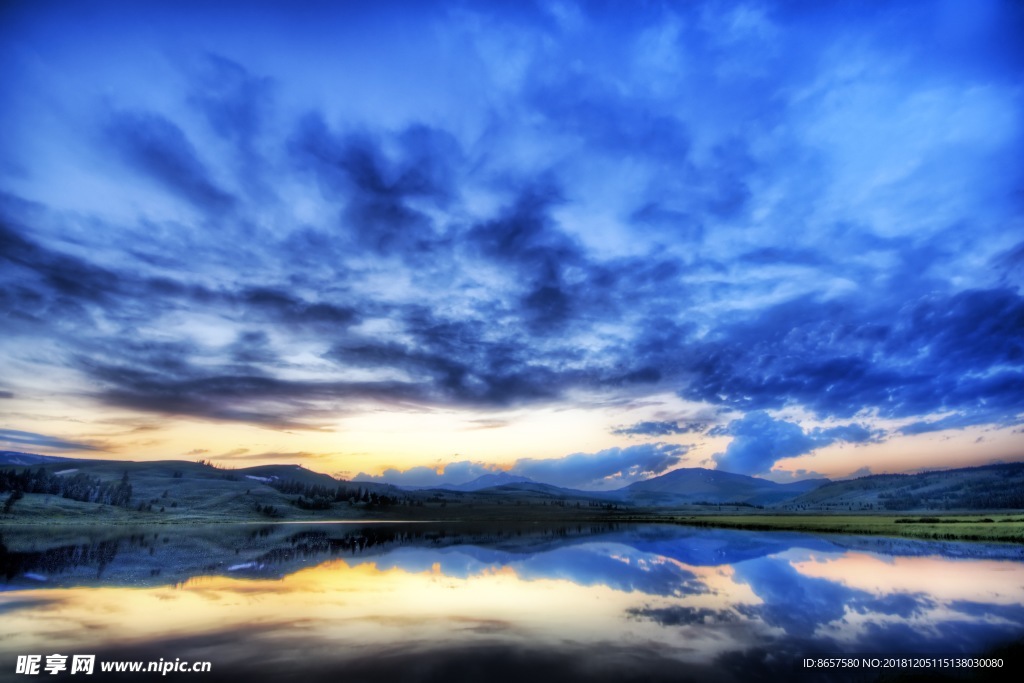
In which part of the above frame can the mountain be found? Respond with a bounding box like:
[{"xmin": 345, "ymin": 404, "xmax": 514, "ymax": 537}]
[
  {"xmin": 236, "ymin": 463, "xmax": 348, "ymax": 489},
  {"xmin": 391, "ymin": 472, "xmax": 537, "ymax": 492},
  {"xmin": 476, "ymin": 481, "xmax": 614, "ymax": 499},
  {"xmin": 437, "ymin": 472, "xmax": 536, "ymax": 492},
  {"xmin": 616, "ymin": 467, "xmax": 830, "ymax": 506}
]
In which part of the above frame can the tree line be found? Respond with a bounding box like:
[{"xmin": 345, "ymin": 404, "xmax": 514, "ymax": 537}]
[
  {"xmin": 269, "ymin": 479, "xmax": 406, "ymax": 510},
  {"xmin": 0, "ymin": 468, "xmax": 133, "ymax": 511}
]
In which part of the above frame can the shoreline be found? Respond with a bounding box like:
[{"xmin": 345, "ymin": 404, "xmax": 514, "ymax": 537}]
[{"xmin": 4, "ymin": 511, "xmax": 1023, "ymax": 544}]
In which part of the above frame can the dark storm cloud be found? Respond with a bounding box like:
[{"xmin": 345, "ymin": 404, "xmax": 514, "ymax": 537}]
[
  {"xmin": 80, "ymin": 358, "xmax": 423, "ymax": 428},
  {"xmin": 465, "ymin": 183, "xmax": 585, "ymax": 330},
  {"xmin": 105, "ymin": 110, "xmax": 235, "ymax": 211},
  {"xmin": 236, "ymin": 286, "xmax": 358, "ymax": 328},
  {"xmin": 227, "ymin": 330, "xmax": 277, "ymax": 365},
  {"xmin": 680, "ymin": 287, "xmax": 1024, "ymax": 428},
  {"xmin": 24, "ymin": 170, "xmax": 989, "ymax": 433},
  {"xmin": 290, "ymin": 114, "xmax": 458, "ymax": 255},
  {"xmin": 0, "ymin": 219, "xmax": 111, "ymax": 302},
  {"xmin": 627, "ymin": 605, "xmax": 737, "ymax": 627},
  {"xmin": 68, "ymin": 290, "xmax": 604, "ymax": 426},
  {"xmin": 612, "ymin": 421, "xmax": 705, "ymax": 437},
  {"xmin": 324, "ymin": 315, "xmax": 569, "ymax": 407},
  {"xmin": 1, "ymin": 220, "xmax": 355, "ymax": 338},
  {"xmin": 0, "ymin": 219, "xmax": 125, "ymax": 331},
  {"xmin": 812, "ymin": 424, "xmax": 881, "ymax": 444},
  {"xmin": 0, "ymin": 428, "xmax": 101, "ymax": 452},
  {"xmin": 2, "ymin": 206, "xmax": 648, "ymax": 423},
  {"xmin": 187, "ymin": 54, "xmax": 275, "ymax": 196},
  {"xmin": 463, "ymin": 188, "xmax": 687, "ymax": 341}
]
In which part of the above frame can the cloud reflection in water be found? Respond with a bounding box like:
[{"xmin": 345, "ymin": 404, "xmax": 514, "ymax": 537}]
[{"xmin": 1, "ymin": 524, "xmax": 1022, "ymax": 682}]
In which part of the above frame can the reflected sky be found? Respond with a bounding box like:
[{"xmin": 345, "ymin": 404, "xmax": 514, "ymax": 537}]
[{"xmin": 1, "ymin": 525, "xmax": 1023, "ymax": 682}]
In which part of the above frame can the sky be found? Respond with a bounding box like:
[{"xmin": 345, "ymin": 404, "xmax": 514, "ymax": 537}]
[{"xmin": 1, "ymin": 0, "xmax": 1022, "ymax": 490}]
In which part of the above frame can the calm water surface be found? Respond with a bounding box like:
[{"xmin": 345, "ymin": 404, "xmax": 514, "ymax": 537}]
[{"xmin": 1, "ymin": 523, "xmax": 1022, "ymax": 682}]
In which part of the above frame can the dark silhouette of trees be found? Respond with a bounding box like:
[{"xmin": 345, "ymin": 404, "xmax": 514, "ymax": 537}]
[
  {"xmin": 268, "ymin": 479, "xmax": 405, "ymax": 511},
  {"xmin": 0, "ymin": 468, "xmax": 134, "ymax": 509}
]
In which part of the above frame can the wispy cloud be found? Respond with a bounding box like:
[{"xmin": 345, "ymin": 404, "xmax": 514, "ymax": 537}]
[
  {"xmin": 0, "ymin": 429, "xmax": 103, "ymax": 452},
  {"xmin": 612, "ymin": 421, "xmax": 706, "ymax": 437}
]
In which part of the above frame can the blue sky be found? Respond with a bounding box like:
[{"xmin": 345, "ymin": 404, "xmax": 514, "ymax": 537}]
[{"xmin": 1, "ymin": 0, "xmax": 1022, "ymax": 489}]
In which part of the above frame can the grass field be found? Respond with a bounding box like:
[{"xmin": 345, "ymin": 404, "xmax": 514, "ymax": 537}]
[
  {"xmin": 6, "ymin": 494, "xmax": 1024, "ymax": 543},
  {"xmin": 666, "ymin": 513, "xmax": 1024, "ymax": 543}
]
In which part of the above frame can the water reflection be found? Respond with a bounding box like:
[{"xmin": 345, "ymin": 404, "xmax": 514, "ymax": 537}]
[{"xmin": 1, "ymin": 524, "xmax": 1022, "ymax": 682}]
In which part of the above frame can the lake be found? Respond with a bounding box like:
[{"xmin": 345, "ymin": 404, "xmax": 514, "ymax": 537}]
[{"xmin": 2, "ymin": 523, "xmax": 1022, "ymax": 682}]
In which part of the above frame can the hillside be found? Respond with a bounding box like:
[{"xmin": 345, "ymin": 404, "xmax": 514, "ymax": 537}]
[
  {"xmin": 0, "ymin": 455, "xmax": 622, "ymax": 524},
  {"xmin": 617, "ymin": 467, "xmax": 829, "ymax": 506},
  {"xmin": 0, "ymin": 457, "xmax": 409, "ymax": 523},
  {"xmin": 434, "ymin": 472, "xmax": 536, "ymax": 492},
  {"xmin": 781, "ymin": 462, "xmax": 1024, "ymax": 512},
  {"xmin": 397, "ymin": 472, "xmax": 537, "ymax": 492}
]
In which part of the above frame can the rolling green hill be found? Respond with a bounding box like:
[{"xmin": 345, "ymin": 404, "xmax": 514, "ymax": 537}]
[
  {"xmin": 780, "ymin": 462, "xmax": 1024, "ymax": 512},
  {"xmin": 617, "ymin": 467, "xmax": 828, "ymax": 506}
]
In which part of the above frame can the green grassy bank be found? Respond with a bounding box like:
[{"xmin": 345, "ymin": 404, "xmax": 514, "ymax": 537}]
[{"xmin": 666, "ymin": 513, "xmax": 1024, "ymax": 543}]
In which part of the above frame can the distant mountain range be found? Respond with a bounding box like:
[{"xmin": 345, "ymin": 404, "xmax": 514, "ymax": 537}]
[
  {"xmin": 388, "ymin": 466, "xmax": 829, "ymax": 505},
  {"xmin": 0, "ymin": 450, "xmax": 831, "ymax": 505},
  {"xmin": 615, "ymin": 467, "xmax": 829, "ymax": 506},
  {"xmin": 3, "ymin": 451, "xmax": 832, "ymax": 510},
  {"xmin": 4, "ymin": 450, "xmax": 1021, "ymax": 517},
  {"xmin": 399, "ymin": 472, "xmax": 537, "ymax": 492}
]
